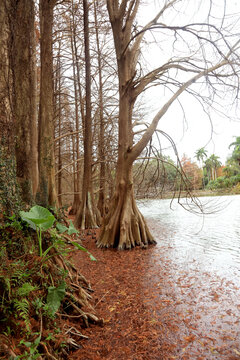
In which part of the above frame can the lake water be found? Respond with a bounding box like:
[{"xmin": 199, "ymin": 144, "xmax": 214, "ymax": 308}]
[
  {"xmin": 138, "ymin": 195, "xmax": 240, "ymax": 358},
  {"xmin": 138, "ymin": 195, "xmax": 240, "ymax": 284}
]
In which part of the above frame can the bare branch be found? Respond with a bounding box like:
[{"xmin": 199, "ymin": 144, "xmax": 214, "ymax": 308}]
[
  {"xmin": 129, "ymin": 0, "xmax": 179, "ymax": 56},
  {"xmin": 129, "ymin": 57, "xmax": 232, "ymax": 162}
]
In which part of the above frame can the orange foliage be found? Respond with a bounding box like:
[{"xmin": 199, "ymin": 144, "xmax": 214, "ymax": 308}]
[
  {"xmin": 217, "ymin": 165, "xmax": 225, "ymax": 177},
  {"xmin": 181, "ymin": 154, "xmax": 202, "ymax": 189}
]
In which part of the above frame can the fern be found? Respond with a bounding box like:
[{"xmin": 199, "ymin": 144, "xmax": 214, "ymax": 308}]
[
  {"xmin": 11, "ymin": 263, "xmax": 30, "ymax": 286},
  {"xmin": 16, "ymin": 283, "xmax": 37, "ymax": 297},
  {"xmin": 14, "ymin": 298, "xmax": 30, "ymax": 331},
  {"xmin": 14, "ymin": 298, "xmax": 29, "ymax": 318}
]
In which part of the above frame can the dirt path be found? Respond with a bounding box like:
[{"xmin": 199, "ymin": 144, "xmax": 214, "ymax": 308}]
[{"xmin": 68, "ymin": 227, "xmax": 240, "ymax": 360}]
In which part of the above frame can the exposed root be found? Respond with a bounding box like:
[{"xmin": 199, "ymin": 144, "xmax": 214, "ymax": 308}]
[
  {"xmin": 97, "ymin": 190, "xmax": 156, "ymax": 250},
  {"xmin": 41, "ymin": 342, "xmax": 58, "ymax": 360},
  {"xmin": 65, "ymin": 291, "xmax": 93, "ymax": 310},
  {"xmin": 51, "ymin": 251, "xmax": 101, "ymax": 327},
  {"xmin": 68, "ymin": 300, "xmax": 90, "ymax": 327},
  {"xmin": 63, "ymin": 325, "xmax": 89, "ymax": 339}
]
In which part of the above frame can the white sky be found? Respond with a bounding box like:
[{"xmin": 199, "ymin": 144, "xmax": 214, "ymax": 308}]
[{"xmin": 137, "ymin": 0, "xmax": 240, "ymax": 164}]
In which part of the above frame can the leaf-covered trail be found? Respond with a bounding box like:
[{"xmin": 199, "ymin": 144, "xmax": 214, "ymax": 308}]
[{"xmin": 69, "ymin": 226, "xmax": 240, "ymax": 360}]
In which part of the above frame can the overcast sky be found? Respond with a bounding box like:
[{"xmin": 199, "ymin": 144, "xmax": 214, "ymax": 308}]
[{"xmin": 136, "ymin": 0, "xmax": 240, "ymax": 164}]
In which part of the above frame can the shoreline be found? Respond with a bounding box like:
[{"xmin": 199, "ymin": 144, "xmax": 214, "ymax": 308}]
[{"xmin": 136, "ymin": 188, "xmax": 240, "ymax": 200}]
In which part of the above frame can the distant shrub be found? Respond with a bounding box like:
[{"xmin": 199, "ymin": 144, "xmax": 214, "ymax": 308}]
[{"xmin": 206, "ymin": 175, "xmax": 240, "ymax": 190}]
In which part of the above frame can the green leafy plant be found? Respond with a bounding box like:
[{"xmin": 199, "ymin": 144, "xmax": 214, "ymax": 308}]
[
  {"xmin": 14, "ymin": 298, "xmax": 30, "ymax": 331},
  {"xmin": 47, "ymin": 282, "xmax": 66, "ymax": 316},
  {"xmin": 18, "ymin": 333, "xmax": 42, "ymax": 360},
  {"xmin": 4, "ymin": 214, "xmax": 23, "ymax": 230},
  {"xmin": 20, "ymin": 206, "xmax": 55, "ymax": 257},
  {"xmin": 72, "ymin": 241, "xmax": 97, "ymax": 261},
  {"xmin": 20, "ymin": 205, "xmax": 96, "ymax": 261},
  {"xmin": 56, "ymin": 219, "xmax": 78, "ymax": 235},
  {"xmin": 16, "ymin": 283, "xmax": 37, "ymax": 297},
  {"xmin": 0, "ymin": 204, "xmax": 98, "ymax": 359}
]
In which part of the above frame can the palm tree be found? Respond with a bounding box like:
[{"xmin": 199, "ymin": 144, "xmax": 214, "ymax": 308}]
[
  {"xmin": 229, "ymin": 136, "xmax": 240, "ymax": 165},
  {"xmin": 207, "ymin": 154, "xmax": 222, "ymax": 180},
  {"xmin": 195, "ymin": 147, "xmax": 208, "ymax": 188},
  {"xmin": 223, "ymin": 157, "xmax": 240, "ymax": 177},
  {"xmin": 204, "ymin": 158, "xmax": 212, "ymax": 183}
]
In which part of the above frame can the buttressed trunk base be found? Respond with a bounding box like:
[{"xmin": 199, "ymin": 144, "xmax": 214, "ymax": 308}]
[
  {"xmin": 97, "ymin": 179, "xmax": 156, "ymax": 250},
  {"xmin": 74, "ymin": 191, "xmax": 101, "ymax": 230}
]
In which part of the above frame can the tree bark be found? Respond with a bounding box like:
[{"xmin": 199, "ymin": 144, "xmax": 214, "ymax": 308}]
[
  {"xmin": 74, "ymin": 0, "xmax": 100, "ymax": 229},
  {"xmin": 9, "ymin": 0, "xmax": 38, "ymax": 203},
  {"xmin": 56, "ymin": 43, "xmax": 62, "ymax": 207},
  {"xmin": 69, "ymin": 5, "xmax": 81, "ymax": 214},
  {"xmin": 37, "ymin": 0, "xmax": 58, "ymax": 207},
  {"xmin": 94, "ymin": 0, "xmax": 106, "ymax": 217},
  {"xmin": 0, "ymin": 0, "xmax": 12, "ymax": 146}
]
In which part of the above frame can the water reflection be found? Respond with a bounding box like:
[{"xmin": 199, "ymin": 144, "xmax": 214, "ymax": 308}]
[{"xmin": 138, "ymin": 195, "xmax": 240, "ymax": 279}]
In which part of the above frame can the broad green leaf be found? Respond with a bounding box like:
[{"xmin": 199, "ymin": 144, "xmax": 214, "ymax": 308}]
[
  {"xmin": 67, "ymin": 220, "xmax": 79, "ymax": 235},
  {"xmin": 47, "ymin": 282, "xmax": 66, "ymax": 315},
  {"xmin": 38, "ymin": 218, "xmax": 55, "ymax": 231},
  {"xmin": 33, "ymin": 334, "xmax": 41, "ymax": 346},
  {"xmin": 21, "ymin": 341, "xmax": 32, "ymax": 347},
  {"xmin": 56, "ymin": 222, "xmax": 68, "ymax": 234},
  {"xmin": 20, "ymin": 206, "xmax": 53, "ymax": 224},
  {"xmin": 20, "ymin": 205, "xmax": 55, "ymax": 231},
  {"xmin": 72, "ymin": 241, "xmax": 97, "ymax": 261},
  {"xmin": 19, "ymin": 215, "xmax": 37, "ymax": 230}
]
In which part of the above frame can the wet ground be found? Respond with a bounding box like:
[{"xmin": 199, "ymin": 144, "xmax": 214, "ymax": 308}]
[
  {"xmin": 144, "ymin": 226, "xmax": 240, "ymax": 359},
  {"xmin": 69, "ymin": 219, "xmax": 240, "ymax": 359}
]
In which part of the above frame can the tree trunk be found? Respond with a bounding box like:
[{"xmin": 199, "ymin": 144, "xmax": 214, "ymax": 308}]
[
  {"xmin": 97, "ymin": 0, "xmax": 163, "ymax": 249},
  {"xmin": 74, "ymin": 0, "xmax": 100, "ymax": 229},
  {"xmin": 98, "ymin": 162, "xmax": 155, "ymax": 249},
  {"xmin": 97, "ymin": 88, "xmax": 156, "ymax": 248},
  {"xmin": 69, "ymin": 8, "xmax": 81, "ymax": 214},
  {"xmin": 0, "ymin": 0, "xmax": 12, "ymax": 145},
  {"xmin": 0, "ymin": 0, "xmax": 19, "ymax": 215},
  {"xmin": 94, "ymin": 0, "xmax": 106, "ymax": 217},
  {"xmin": 37, "ymin": 0, "xmax": 58, "ymax": 207},
  {"xmin": 57, "ymin": 51, "xmax": 62, "ymax": 207},
  {"xmin": 9, "ymin": 0, "xmax": 37, "ymax": 203}
]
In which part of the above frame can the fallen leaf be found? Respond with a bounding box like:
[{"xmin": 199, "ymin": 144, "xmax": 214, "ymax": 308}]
[{"xmin": 233, "ymin": 349, "xmax": 240, "ymax": 356}]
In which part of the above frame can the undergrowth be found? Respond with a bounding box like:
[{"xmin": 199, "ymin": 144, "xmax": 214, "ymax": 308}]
[{"xmin": 0, "ymin": 207, "xmax": 100, "ymax": 359}]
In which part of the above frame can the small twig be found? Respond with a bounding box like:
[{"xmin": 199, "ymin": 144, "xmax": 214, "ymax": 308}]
[
  {"xmin": 66, "ymin": 291, "xmax": 86, "ymax": 308},
  {"xmin": 68, "ymin": 300, "xmax": 89, "ymax": 327},
  {"xmin": 63, "ymin": 325, "xmax": 89, "ymax": 339},
  {"xmin": 65, "ymin": 338, "xmax": 81, "ymax": 348},
  {"xmin": 94, "ymin": 290, "xmax": 110, "ymax": 308},
  {"xmin": 40, "ymin": 342, "xmax": 58, "ymax": 360},
  {"xmin": 59, "ymin": 313, "xmax": 86, "ymax": 318}
]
